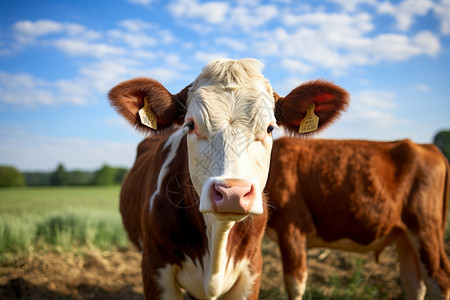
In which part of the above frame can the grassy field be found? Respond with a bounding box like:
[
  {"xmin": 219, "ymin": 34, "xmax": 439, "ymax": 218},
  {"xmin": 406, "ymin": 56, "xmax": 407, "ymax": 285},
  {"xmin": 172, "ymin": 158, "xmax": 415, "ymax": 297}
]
[
  {"xmin": 0, "ymin": 186, "xmax": 129, "ymax": 255},
  {"xmin": 1, "ymin": 186, "xmax": 449, "ymax": 299}
]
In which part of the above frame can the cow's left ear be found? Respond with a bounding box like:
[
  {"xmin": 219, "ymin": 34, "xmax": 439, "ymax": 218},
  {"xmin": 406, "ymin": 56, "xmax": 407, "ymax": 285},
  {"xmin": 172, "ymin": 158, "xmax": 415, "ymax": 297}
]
[
  {"xmin": 108, "ymin": 78, "xmax": 190, "ymax": 133},
  {"xmin": 274, "ymin": 79, "xmax": 350, "ymax": 135}
]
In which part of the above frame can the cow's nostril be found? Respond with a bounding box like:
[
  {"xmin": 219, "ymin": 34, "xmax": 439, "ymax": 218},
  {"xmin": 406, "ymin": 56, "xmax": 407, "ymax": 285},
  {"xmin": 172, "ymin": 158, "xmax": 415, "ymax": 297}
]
[
  {"xmin": 215, "ymin": 188, "xmax": 223, "ymax": 199},
  {"xmin": 243, "ymin": 185, "xmax": 254, "ymax": 199}
]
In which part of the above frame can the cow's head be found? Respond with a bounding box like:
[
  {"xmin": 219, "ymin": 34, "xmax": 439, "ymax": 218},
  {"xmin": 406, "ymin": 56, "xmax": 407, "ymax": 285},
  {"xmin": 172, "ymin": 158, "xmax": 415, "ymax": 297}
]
[{"xmin": 109, "ymin": 58, "xmax": 349, "ymax": 221}]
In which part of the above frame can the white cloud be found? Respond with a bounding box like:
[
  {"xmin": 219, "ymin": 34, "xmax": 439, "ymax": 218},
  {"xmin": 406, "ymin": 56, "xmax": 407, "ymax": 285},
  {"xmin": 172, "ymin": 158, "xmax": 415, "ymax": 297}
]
[
  {"xmin": 118, "ymin": 19, "xmax": 154, "ymax": 32},
  {"xmin": 167, "ymin": 0, "xmax": 277, "ymax": 30},
  {"xmin": 272, "ymin": 76, "xmax": 309, "ymax": 96},
  {"xmin": 229, "ymin": 4, "xmax": 278, "ymax": 30},
  {"xmin": 13, "ymin": 19, "xmax": 62, "ymax": 43},
  {"xmin": 254, "ymin": 10, "xmax": 441, "ymax": 73},
  {"xmin": 168, "ymin": 0, "xmax": 230, "ymax": 24},
  {"xmin": 0, "ymin": 70, "xmax": 98, "ymax": 107},
  {"xmin": 364, "ymin": 31, "xmax": 440, "ymax": 62},
  {"xmin": 194, "ymin": 50, "xmax": 229, "ymax": 63},
  {"xmin": 328, "ymin": 0, "xmax": 377, "ymax": 12},
  {"xmin": 108, "ymin": 19, "xmax": 174, "ymax": 48},
  {"xmin": 340, "ymin": 90, "xmax": 409, "ymax": 130},
  {"xmin": 159, "ymin": 29, "xmax": 176, "ymax": 44},
  {"xmin": 284, "ymin": 11, "xmax": 374, "ymax": 34},
  {"xmin": 127, "ymin": 0, "xmax": 153, "ymax": 5},
  {"xmin": 237, "ymin": 0, "xmax": 261, "ymax": 6},
  {"xmin": 281, "ymin": 58, "xmax": 315, "ymax": 74},
  {"xmin": 410, "ymin": 83, "xmax": 430, "ymax": 91},
  {"xmin": 353, "ymin": 90, "xmax": 397, "ymax": 109},
  {"xmin": 54, "ymin": 38, "xmax": 125, "ymax": 57},
  {"xmin": 215, "ymin": 37, "xmax": 247, "ymax": 51},
  {"xmin": 377, "ymin": 0, "xmax": 434, "ymax": 31},
  {"xmin": 108, "ymin": 30, "xmax": 157, "ymax": 48},
  {"xmin": 434, "ymin": 0, "xmax": 450, "ymax": 35},
  {"xmin": 0, "ymin": 55, "xmax": 171, "ymax": 108},
  {"xmin": 0, "ymin": 72, "xmax": 55, "ymax": 106},
  {"xmin": 13, "ymin": 19, "xmax": 100, "ymax": 44}
]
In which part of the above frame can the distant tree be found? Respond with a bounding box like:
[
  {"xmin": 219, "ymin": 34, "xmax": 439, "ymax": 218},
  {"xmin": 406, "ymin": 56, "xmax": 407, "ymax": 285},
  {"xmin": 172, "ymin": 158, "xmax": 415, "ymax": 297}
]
[
  {"xmin": 24, "ymin": 172, "xmax": 51, "ymax": 186},
  {"xmin": 433, "ymin": 130, "xmax": 450, "ymax": 163},
  {"xmin": 114, "ymin": 167, "xmax": 128, "ymax": 184},
  {"xmin": 50, "ymin": 163, "xmax": 68, "ymax": 186},
  {"xmin": 0, "ymin": 166, "xmax": 25, "ymax": 187},
  {"xmin": 66, "ymin": 170, "xmax": 93, "ymax": 186},
  {"xmin": 94, "ymin": 164, "xmax": 117, "ymax": 185}
]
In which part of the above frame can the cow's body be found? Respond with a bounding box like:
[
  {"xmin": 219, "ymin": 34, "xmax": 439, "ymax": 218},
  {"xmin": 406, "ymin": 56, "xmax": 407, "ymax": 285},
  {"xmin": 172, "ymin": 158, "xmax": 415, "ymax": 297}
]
[
  {"xmin": 108, "ymin": 58, "xmax": 349, "ymax": 299},
  {"xmin": 266, "ymin": 137, "xmax": 450, "ymax": 300}
]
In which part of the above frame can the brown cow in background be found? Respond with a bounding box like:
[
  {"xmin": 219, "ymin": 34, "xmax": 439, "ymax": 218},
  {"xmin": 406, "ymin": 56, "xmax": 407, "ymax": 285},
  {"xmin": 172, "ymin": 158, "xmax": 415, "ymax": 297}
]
[{"xmin": 266, "ymin": 137, "xmax": 450, "ymax": 300}]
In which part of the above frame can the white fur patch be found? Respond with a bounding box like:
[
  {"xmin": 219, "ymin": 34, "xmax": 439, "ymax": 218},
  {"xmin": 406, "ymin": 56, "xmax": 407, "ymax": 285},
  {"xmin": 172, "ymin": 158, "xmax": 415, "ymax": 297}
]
[
  {"xmin": 158, "ymin": 264, "xmax": 184, "ymax": 300},
  {"xmin": 285, "ymin": 271, "xmax": 308, "ymax": 300},
  {"xmin": 148, "ymin": 128, "xmax": 187, "ymax": 211},
  {"xmin": 405, "ymin": 232, "xmax": 445, "ymax": 299},
  {"xmin": 174, "ymin": 255, "xmax": 256, "ymax": 299},
  {"xmin": 157, "ymin": 215, "xmax": 258, "ymax": 299}
]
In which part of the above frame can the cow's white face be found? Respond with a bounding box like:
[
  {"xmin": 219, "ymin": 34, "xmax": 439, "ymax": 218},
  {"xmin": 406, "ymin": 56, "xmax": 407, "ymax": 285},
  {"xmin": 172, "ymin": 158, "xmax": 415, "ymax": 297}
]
[{"xmin": 184, "ymin": 62, "xmax": 276, "ymax": 218}]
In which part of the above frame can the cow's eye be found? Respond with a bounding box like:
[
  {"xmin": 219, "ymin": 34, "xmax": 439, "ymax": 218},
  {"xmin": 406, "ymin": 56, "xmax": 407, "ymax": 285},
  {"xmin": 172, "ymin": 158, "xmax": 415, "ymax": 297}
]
[
  {"xmin": 267, "ymin": 125, "xmax": 274, "ymax": 134},
  {"xmin": 187, "ymin": 121, "xmax": 195, "ymax": 131}
]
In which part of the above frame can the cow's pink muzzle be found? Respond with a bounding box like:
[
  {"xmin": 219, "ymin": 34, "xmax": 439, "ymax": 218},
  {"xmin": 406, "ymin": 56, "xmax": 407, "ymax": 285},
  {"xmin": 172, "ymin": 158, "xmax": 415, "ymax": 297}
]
[{"xmin": 209, "ymin": 179, "xmax": 256, "ymax": 214}]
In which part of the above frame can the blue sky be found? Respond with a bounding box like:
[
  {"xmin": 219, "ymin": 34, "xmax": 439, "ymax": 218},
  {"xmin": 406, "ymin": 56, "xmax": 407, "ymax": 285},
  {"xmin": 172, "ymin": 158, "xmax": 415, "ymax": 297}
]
[{"xmin": 1, "ymin": 0, "xmax": 449, "ymax": 171}]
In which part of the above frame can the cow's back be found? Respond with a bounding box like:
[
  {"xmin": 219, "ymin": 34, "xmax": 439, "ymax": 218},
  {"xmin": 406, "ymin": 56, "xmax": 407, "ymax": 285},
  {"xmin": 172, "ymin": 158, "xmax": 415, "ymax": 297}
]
[
  {"xmin": 268, "ymin": 138, "xmax": 449, "ymax": 248},
  {"xmin": 120, "ymin": 133, "xmax": 171, "ymax": 249}
]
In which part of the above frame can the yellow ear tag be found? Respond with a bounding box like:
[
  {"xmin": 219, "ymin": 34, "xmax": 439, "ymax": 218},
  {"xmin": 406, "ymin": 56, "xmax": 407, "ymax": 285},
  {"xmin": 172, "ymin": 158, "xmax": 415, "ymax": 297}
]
[
  {"xmin": 138, "ymin": 96, "xmax": 158, "ymax": 130},
  {"xmin": 299, "ymin": 103, "xmax": 319, "ymax": 133}
]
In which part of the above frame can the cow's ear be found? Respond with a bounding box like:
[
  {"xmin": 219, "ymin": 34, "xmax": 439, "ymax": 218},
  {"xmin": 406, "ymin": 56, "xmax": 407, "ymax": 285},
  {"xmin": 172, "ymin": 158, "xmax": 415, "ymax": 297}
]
[
  {"xmin": 108, "ymin": 78, "xmax": 190, "ymax": 133},
  {"xmin": 274, "ymin": 79, "xmax": 350, "ymax": 135}
]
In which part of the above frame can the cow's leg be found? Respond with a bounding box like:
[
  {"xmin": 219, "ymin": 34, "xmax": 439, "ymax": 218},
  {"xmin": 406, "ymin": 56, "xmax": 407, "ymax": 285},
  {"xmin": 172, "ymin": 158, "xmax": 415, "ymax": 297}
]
[
  {"xmin": 404, "ymin": 230, "xmax": 450, "ymax": 300},
  {"xmin": 142, "ymin": 253, "xmax": 184, "ymax": 300},
  {"xmin": 224, "ymin": 270, "xmax": 261, "ymax": 300},
  {"xmin": 277, "ymin": 224, "xmax": 308, "ymax": 300},
  {"xmin": 225, "ymin": 245, "xmax": 263, "ymax": 300},
  {"xmin": 395, "ymin": 232, "xmax": 426, "ymax": 300}
]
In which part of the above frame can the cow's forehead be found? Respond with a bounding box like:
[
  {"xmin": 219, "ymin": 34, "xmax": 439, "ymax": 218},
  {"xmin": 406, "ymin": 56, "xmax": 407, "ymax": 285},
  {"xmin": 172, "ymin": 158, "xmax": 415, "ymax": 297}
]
[
  {"xmin": 187, "ymin": 81, "xmax": 275, "ymax": 137},
  {"xmin": 186, "ymin": 58, "xmax": 275, "ymax": 137},
  {"xmin": 187, "ymin": 58, "xmax": 273, "ymax": 105}
]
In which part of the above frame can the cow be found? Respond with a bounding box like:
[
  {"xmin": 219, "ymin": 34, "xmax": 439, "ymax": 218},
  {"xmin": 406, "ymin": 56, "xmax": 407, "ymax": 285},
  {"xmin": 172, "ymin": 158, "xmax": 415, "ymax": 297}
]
[
  {"xmin": 265, "ymin": 137, "xmax": 450, "ymax": 300},
  {"xmin": 107, "ymin": 58, "xmax": 350, "ymax": 299}
]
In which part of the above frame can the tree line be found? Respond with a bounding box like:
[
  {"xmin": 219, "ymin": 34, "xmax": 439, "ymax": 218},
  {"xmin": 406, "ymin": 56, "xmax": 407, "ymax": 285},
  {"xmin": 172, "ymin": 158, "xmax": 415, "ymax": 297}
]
[
  {"xmin": 0, "ymin": 164, "xmax": 128, "ymax": 187},
  {"xmin": 1, "ymin": 130, "xmax": 449, "ymax": 188}
]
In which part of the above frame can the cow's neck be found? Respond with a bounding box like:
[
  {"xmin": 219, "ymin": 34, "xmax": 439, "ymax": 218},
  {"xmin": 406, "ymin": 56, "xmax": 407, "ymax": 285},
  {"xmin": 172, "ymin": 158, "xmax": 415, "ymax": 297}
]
[{"xmin": 203, "ymin": 214, "xmax": 235, "ymax": 295}]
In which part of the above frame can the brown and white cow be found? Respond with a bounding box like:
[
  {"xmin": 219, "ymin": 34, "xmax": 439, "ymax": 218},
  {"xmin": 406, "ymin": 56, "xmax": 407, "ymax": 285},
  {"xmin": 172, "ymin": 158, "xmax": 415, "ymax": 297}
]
[
  {"xmin": 266, "ymin": 137, "xmax": 450, "ymax": 299},
  {"xmin": 108, "ymin": 58, "xmax": 349, "ymax": 299}
]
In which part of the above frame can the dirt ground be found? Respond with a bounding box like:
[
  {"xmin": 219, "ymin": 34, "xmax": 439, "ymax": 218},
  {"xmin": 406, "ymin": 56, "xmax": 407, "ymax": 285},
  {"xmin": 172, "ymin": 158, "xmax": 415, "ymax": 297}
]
[{"xmin": 0, "ymin": 236, "xmax": 410, "ymax": 300}]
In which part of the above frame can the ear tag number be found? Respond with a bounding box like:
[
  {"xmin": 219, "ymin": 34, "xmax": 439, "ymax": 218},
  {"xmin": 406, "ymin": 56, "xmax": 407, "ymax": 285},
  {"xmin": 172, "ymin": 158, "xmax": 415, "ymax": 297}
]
[
  {"xmin": 138, "ymin": 96, "xmax": 158, "ymax": 130},
  {"xmin": 298, "ymin": 103, "xmax": 319, "ymax": 133}
]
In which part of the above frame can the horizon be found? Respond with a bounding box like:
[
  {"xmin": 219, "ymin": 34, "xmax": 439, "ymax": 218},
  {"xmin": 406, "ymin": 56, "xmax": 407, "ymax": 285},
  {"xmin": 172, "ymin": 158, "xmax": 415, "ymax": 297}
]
[{"xmin": 1, "ymin": 0, "xmax": 449, "ymax": 171}]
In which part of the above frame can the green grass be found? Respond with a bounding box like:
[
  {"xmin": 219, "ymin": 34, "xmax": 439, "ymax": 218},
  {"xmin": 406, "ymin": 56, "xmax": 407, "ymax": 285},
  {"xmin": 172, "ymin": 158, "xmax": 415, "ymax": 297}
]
[
  {"xmin": 0, "ymin": 186, "xmax": 121, "ymax": 215},
  {"xmin": 321, "ymin": 257, "xmax": 381, "ymax": 299},
  {"xmin": 0, "ymin": 186, "xmax": 129, "ymax": 255},
  {"xmin": 1, "ymin": 187, "xmax": 448, "ymax": 299}
]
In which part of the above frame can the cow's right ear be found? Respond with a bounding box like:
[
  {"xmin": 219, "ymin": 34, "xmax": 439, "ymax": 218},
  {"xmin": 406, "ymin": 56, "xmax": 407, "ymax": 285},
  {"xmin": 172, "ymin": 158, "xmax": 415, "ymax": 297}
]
[
  {"xmin": 108, "ymin": 78, "xmax": 190, "ymax": 133},
  {"xmin": 274, "ymin": 80, "xmax": 350, "ymax": 135}
]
